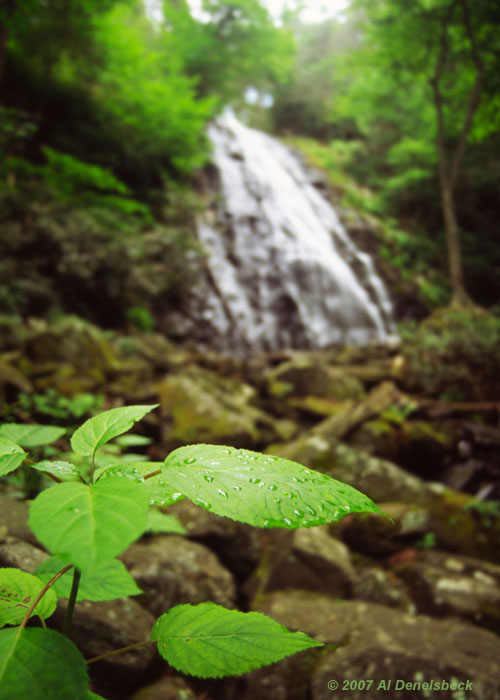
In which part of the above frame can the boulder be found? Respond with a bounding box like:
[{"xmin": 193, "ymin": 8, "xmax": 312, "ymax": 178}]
[
  {"xmin": 245, "ymin": 526, "xmax": 355, "ymax": 600},
  {"xmin": 266, "ymin": 355, "xmax": 364, "ymax": 401},
  {"xmin": 393, "ymin": 549, "xmax": 500, "ymax": 634},
  {"xmin": 120, "ymin": 534, "xmax": 236, "ymax": 617},
  {"xmin": 127, "ymin": 674, "xmax": 198, "ymax": 700},
  {"xmin": 351, "ymin": 566, "xmax": 414, "ymax": 612},
  {"xmin": 156, "ymin": 367, "xmax": 295, "ymax": 448},
  {"xmin": 0, "ymin": 534, "xmax": 48, "ymax": 571},
  {"xmin": 0, "ymin": 495, "xmax": 38, "ymax": 545},
  {"xmin": 49, "ymin": 596, "xmax": 157, "ymax": 693},
  {"xmin": 253, "ymin": 590, "xmax": 500, "ymax": 700}
]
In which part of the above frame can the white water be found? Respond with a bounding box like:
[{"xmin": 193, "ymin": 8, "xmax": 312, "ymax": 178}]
[{"xmin": 175, "ymin": 110, "xmax": 396, "ymax": 353}]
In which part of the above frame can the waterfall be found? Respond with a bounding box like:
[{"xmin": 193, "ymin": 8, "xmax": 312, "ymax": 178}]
[{"xmin": 169, "ymin": 110, "xmax": 396, "ymax": 354}]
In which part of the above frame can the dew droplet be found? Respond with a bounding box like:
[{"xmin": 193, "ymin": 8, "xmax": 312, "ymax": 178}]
[
  {"xmin": 284, "ymin": 518, "xmax": 292, "ymax": 526},
  {"xmin": 177, "ymin": 471, "xmax": 188, "ymax": 478},
  {"xmin": 195, "ymin": 498, "xmax": 212, "ymax": 510},
  {"xmin": 233, "ymin": 485, "xmax": 242, "ymax": 491},
  {"xmin": 263, "ymin": 519, "xmax": 270, "ymax": 527},
  {"xmin": 203, "ymin": 474, "xmax": 214, "ymax": 483},
  {"xmin": 183, "ymin": 457, "xmax": 196, "ymax": 465},
  {"xmin": 286, "ymin": 492, "xmax": 297, "ymax": 500},
  {"xmin": 293, "ymin": 509, "xmax": 304, "ymax": 517},
  {"xmin": 306, "ymin": 506, "xmax": 317, "ymax": 516},
  {"xmin": 249, "ymin": 477, "xmax": 261, "ymax": 484},
  {"xmin": 149, "ymin": 498, "xmax": 155, "ymax": 504},
  {"xmin": 172, "ymin": 492, "xmax": 183, "ymax": 502},
  {"xmin": 268, "ymin": 484, "xmax": 278, "ymax": 491},
  {"xmin": 217, "ymin": 489, "xmax": 228, "ymax": 498}
]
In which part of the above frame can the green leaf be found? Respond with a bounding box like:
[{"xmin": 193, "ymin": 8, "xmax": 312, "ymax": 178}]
[
  {"xmin": 0, "ymin": 569, "xmax": 57, "ymax": 627},
  {"xmin": 0, "ymin": 423, "xmax": 65, "ymax": 447},
  {"xmin": 97, "ymin": 462, "xmax": 185, "ymax": 507},
  {"xmin": 145, "ymin": 509, "xmax": 187, "ymax": 535},
  {"xmin": 30, "ymin": 460, "xmax": 81, "ymax": 482},
  {"xmin": 70, "ymin": 405, "xmax": 158, "ymax": 457},
  {"xmin": 0, "ymin": 438, "xmax": 26, "ymax": 477},
  {"xmin": 35, "ymin": 557, "xmax": 142, "ymax": 601},
  {"xmin": 114, "ymin": 434, "xmax": 153, "ymax": 447},
  {"xmin": 0, "ymin": 627, "xmax": 89, "ymax": 700},
  {"xmin": 29, "ymin": 477, "xmax": 149, "ymax": 573},
  {"xmin": 163, "ymin": 445, "xmax": 387, "ymax": 528},
  {"xmin": 151, "ymin": 602, "xmax": 322, "ymax": 678}
]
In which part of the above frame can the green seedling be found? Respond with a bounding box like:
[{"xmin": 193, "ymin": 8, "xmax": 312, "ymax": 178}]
[{"xmin": 0, "ymin": 405, "xmax": 388, "ymax": 699}]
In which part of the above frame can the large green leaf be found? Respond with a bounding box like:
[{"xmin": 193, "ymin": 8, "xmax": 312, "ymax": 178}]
[
  {"xmin": 0, "ymin": 627, "xmax": 89, "ymax": 700},
  {"xmin": 0, "ymin": 424, "xmax": 65, "ymax": 447},
  {"xmin": 70, "ymin": 405, "xmax": 158, "ymax": 457},
  {"xmin": 152, "ymin": 602, "xmax": 322, "ymax": 678},
  {"xmin": 29, "ymin": 477, "xmax": 149, "ymax": 573},
  {"xmin": 30, "ymin": 460, "xmax": 81, "ymax": 482},
  {"xmin": 97, "ymin": 462, "xmax": 185, "ymax": 506},
  {"xmin": 0, "ymin": 568, "xmax": 57, "ymax": 628},
  {"xmin": 163, "ymin": 444, "xmax": 387, "ymax": 528},
  {"xmin": 35, "ymin": 557, "xmax": 141, "ymax": 601},
  {"xmin": 145, "ymin": 509, "xmax": 186, "ymax": 535},
  {"xmin": 0, "ymin": 438, "xmax": 26, "ymax": 477}
]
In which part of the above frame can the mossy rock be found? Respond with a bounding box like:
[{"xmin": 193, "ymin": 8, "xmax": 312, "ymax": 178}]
[{"xmin": 267, "ymin": 356, "xmax": 364, "ymax": 401}]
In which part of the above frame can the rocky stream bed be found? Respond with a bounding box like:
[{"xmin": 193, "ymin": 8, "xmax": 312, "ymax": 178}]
[{"xmin": 1, "ymin": 318, "xmax": 500, "ymax": 699}]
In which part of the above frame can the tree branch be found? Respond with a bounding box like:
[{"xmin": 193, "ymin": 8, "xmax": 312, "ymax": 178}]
[{"xmin": 449, "ymin": 0, "xmax": 484, "ymax": 189}]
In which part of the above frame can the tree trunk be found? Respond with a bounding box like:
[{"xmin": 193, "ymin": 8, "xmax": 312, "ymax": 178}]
[
  {"xmin": 0, "ymin": 23, "xmax": 7, "ymax": 86},
  {"xmin": 439, "ymin": 170, "xmax": 472, "ymax": 306}
]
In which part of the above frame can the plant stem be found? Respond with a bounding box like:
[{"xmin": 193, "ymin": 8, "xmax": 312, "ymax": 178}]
[
  {"xmin": 143, "ymin": 469, "xmax": 161, "ymax": 480},
  {"xmin": 86, "ymin": 639, "xmax": 158, "ymax": 665},
  {"xmin": 63, "ymin": 567, "xmax": 81, "ymax": 635},
  {"xmin": 19, "ymin": 564, "xmax": 73, "ymax": 632},
  {"xmin": 89, "ymin": 450, "xmax": 96, "ymax": 484}
]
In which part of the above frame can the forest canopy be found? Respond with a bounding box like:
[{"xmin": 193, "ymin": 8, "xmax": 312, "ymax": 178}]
[{"xmin": 1, "ymin": 0, "xmax": 499, "ymax": 324}]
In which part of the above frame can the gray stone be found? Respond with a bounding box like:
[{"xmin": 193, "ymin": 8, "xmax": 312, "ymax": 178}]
[
  {"xmin": 120, "ymin": 534, "xmax": 236, "ymax": 617},
  {"xmin": 245, "ymin": 526, "xmax": 355, "ymax": 599},
  {"xmin": 253, "ymin": 590, "xmax": 500, "ymax": 700},
  {"xmin": 393, "ymin": 549, "xmax": 500, "ymax": 634}
]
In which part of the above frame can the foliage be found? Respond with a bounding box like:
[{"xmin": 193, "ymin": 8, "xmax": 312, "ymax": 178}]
[
  {"xmin": 400, "ymin": 308, "xmax": 500, "ymax": 400},
  {"xmin": 17, "ymin": 390, "xmax": 104, "ymax": 423},
  {"xmin": 0, "ymin": 180, "xmax": 204, "ymax": 325},
  {"xmin": 162, "ymin": 0, "xmax": 295, "ymax": 105},
  {"xmin": 0, "ymin": 405, "xmax": 387, "ymax": 696}
]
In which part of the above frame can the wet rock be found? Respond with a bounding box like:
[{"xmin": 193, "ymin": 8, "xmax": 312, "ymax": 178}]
[
  {"xmin": 245, "ymin": 526, "xmax": 355, "ymax": 600},
  {"xmin": 50, "ymin": 596, "xmax": 157, "ymax": 693},
  {"xmin": 241, "ymin": 648, "xmax": 320, "ymax": 700},
  {"xmin": 0, "ymin": 495, "xmax": 38, "ymax": 545},
  {"xmin": 311, "ymin": 381, "xmax": 404, "ymax": 440},
  {"xmin": 129, "ymin": 674, "xmax": 198, "ymax": 700},
  {"xmin": 156, "ymin": 367, "xmax": 290, "ymax": 447},
  {"xmin": 253, "ymin": 590, "xmax": 500, "ymax": 700},
  {"xmin": 267, "ymin": 356, "xmax": 364, "ymax": 401},
  {"xmin": 393, "ymin": 549, "xmax": 500, "ymax": 634},
  {"xmin": 167, "ymin": 499, "xmax": 263, "ymax": 581},
  {"xmin": 0, "ymin": 535, "xmax": 48, "ymax": 571},
  {"xmin": 120, "ymin": 534, "xmax": 236, "ymax": 617},
  {"xmin": 352, "ymin": 566, "xmax": 414, "ymax": 612}
]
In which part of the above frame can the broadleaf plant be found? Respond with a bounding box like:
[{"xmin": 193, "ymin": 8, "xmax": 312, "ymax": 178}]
[{"xmin": 0, "ymin": 405, "xmax": 389, "ymax": 699}]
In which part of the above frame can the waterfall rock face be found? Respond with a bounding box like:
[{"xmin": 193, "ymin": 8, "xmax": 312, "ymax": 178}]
[{"xmin": 172, "ymin": 111, "xmax": 395, "ymax": 354}]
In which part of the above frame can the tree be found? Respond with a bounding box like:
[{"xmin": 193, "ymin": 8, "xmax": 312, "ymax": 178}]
[
  {"xmin": 161, "ymin": 0, "xmax": 294, "ymax": 105},
  {"xmin": 337, "ymin": 0, "xmax": 500, "ymax": 306}
]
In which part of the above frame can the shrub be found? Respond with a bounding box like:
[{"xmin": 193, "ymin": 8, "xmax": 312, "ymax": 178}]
[
  {"xmin": 0, "ymin": 405, "xmax": 387, "ymax": 697},
  {"xmin": 400, "ymin": 308, "xmax": 500, "ymax": 400}
]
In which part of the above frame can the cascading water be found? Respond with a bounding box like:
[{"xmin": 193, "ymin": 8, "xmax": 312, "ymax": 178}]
[{"xmin": 170, "ymin": 110, "xmax": 396, "ymax": 354}]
